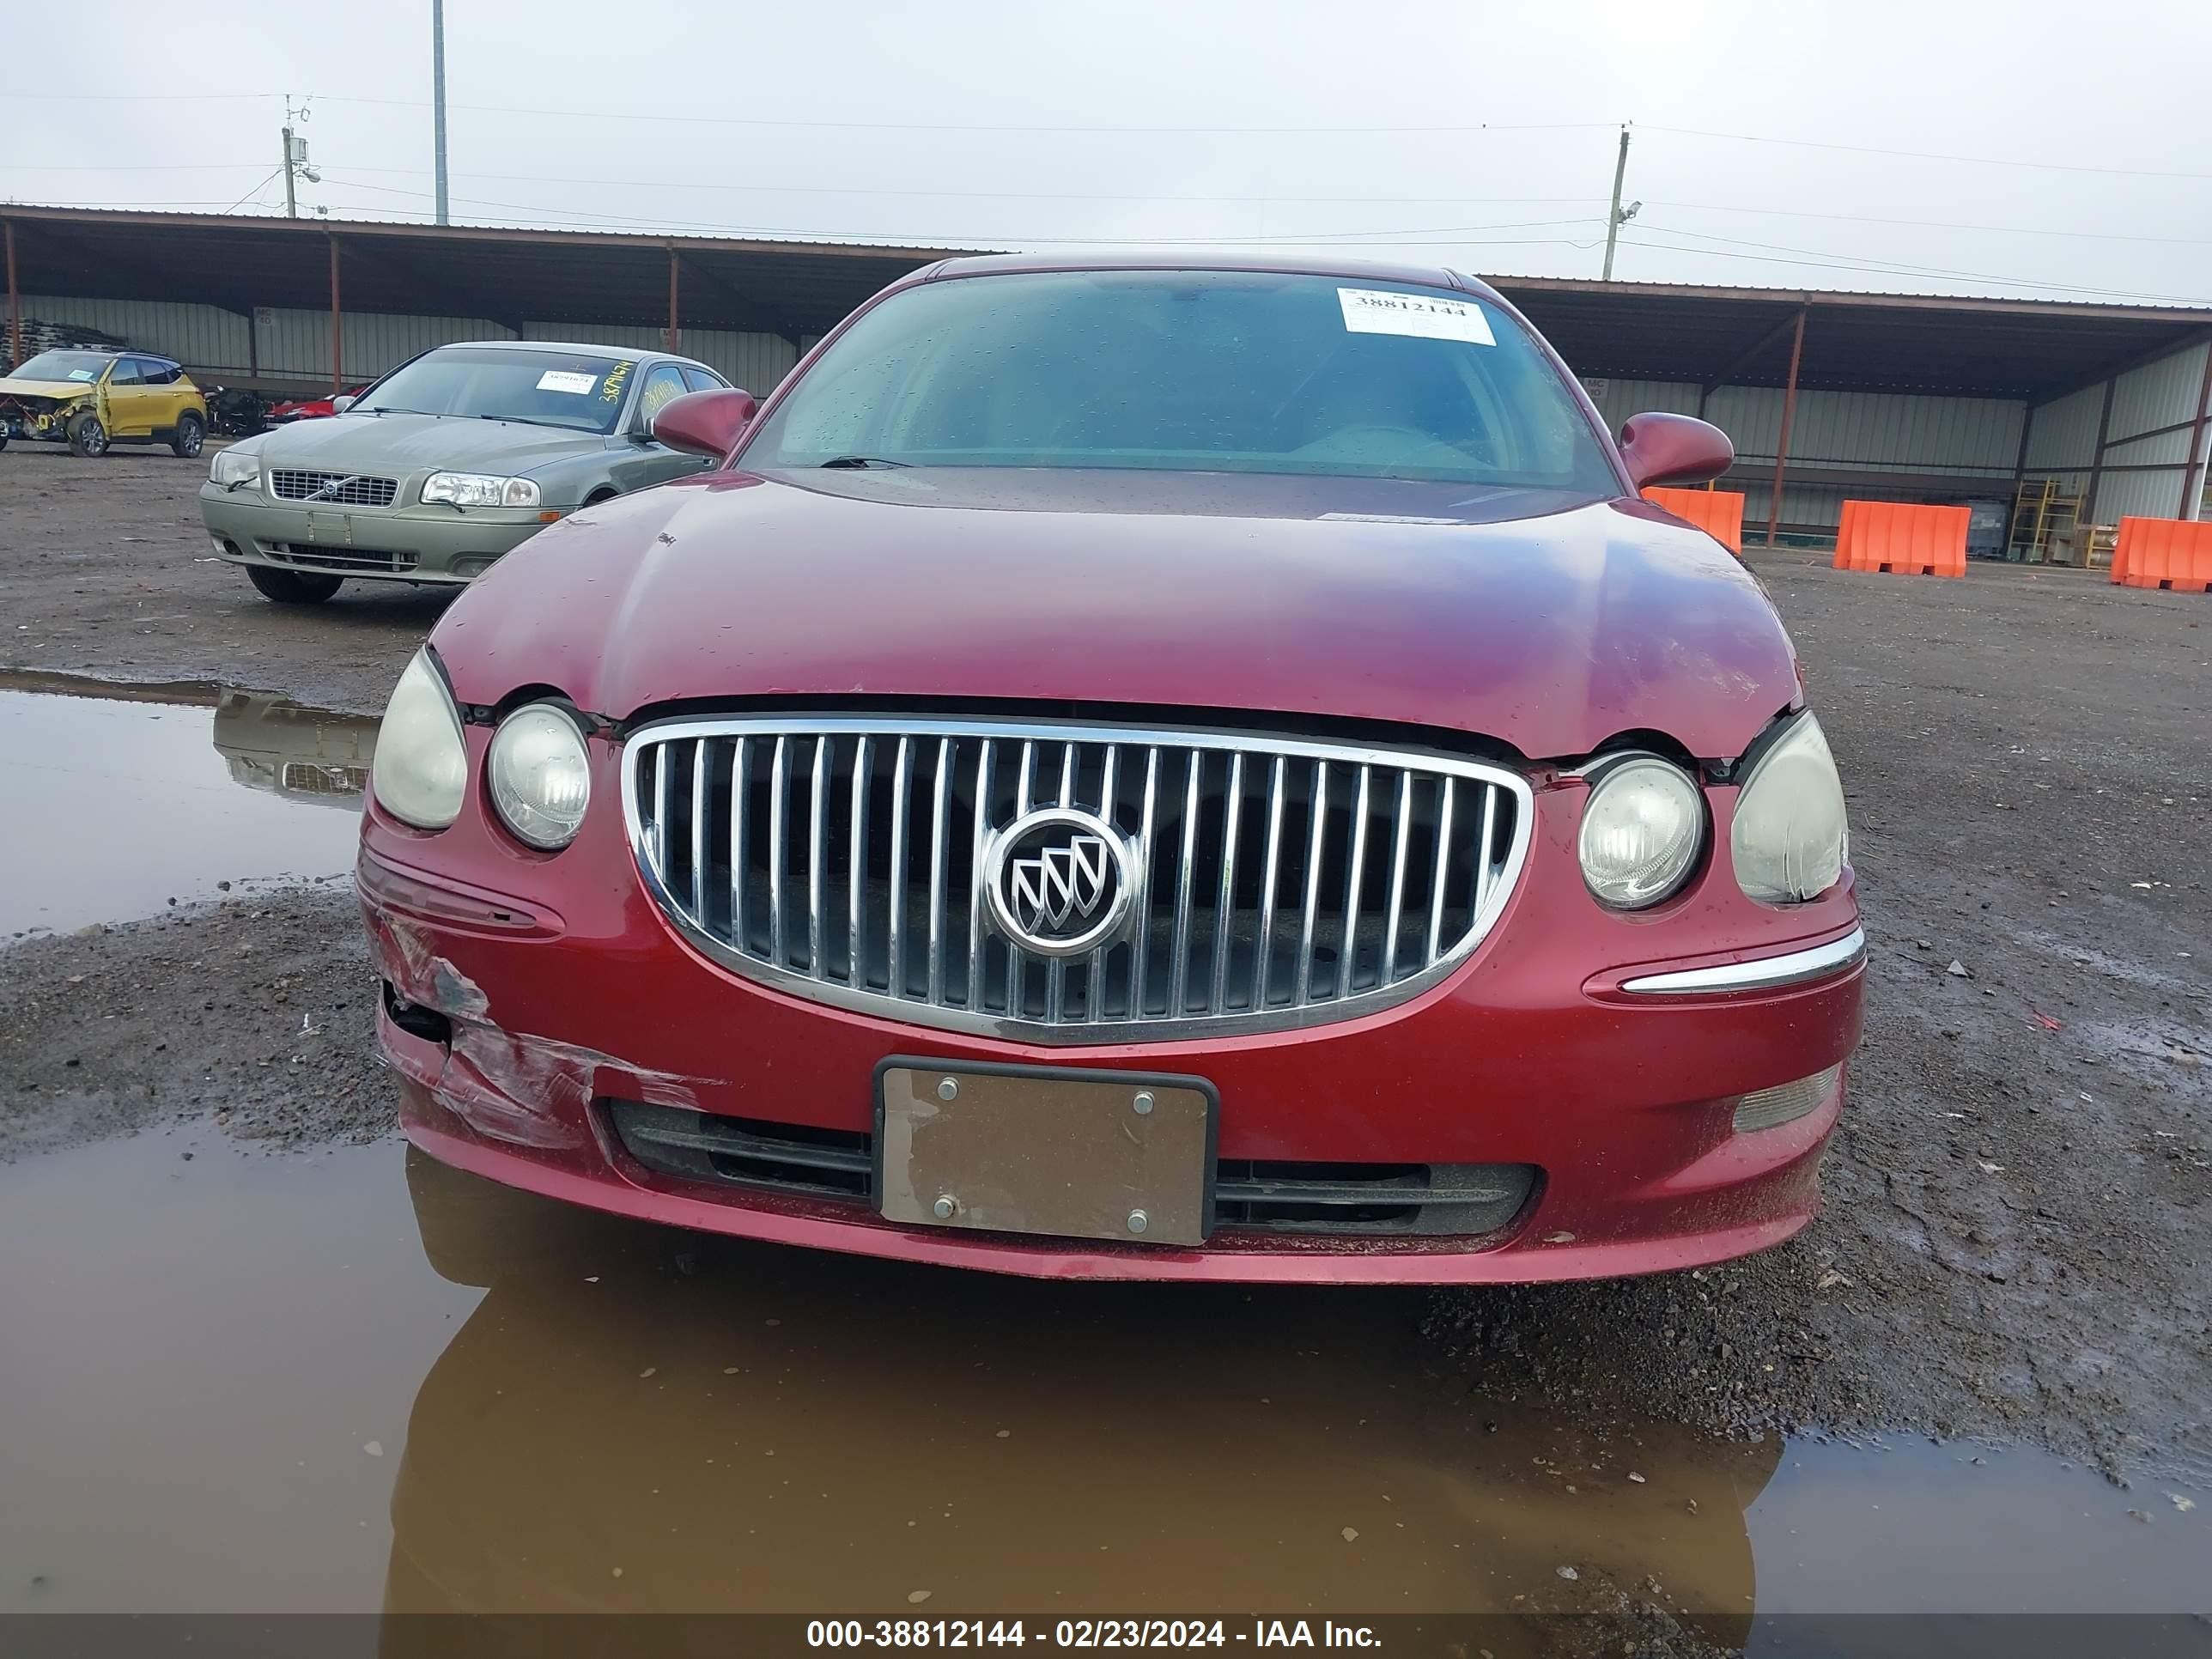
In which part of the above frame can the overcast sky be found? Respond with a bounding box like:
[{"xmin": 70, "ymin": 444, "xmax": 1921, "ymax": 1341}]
[{"xmin": 10, "ymin": 0, "xmax": 2209, "ymax": 306}]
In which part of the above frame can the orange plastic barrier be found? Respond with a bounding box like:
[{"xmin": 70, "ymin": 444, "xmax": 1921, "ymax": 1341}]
[
  {"xmin": 1831, "ymin": 501, "xmax": 1968, "ymax": 578},
  {"xmin": 2111, "ymin": 516, "xmax": 2212, "ymax": 592},
  {"xmin": 1644, "ymin": 486, "xmax": 1746, "ymax": 555}
]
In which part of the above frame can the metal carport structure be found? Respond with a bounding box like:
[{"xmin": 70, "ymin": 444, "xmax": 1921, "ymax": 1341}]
[{"xmin": 8, "ymin": 204, "xmax": 2210, "ymax": 534}]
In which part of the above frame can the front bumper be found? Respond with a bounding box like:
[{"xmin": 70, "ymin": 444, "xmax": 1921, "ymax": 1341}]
[
  {"xmin": 359, "ymin": 731, "xmax": 1865, "ymax": 1285},
  {"xmin": 199, "ymin": 483, "xmax": 552, "ymax": 583}
]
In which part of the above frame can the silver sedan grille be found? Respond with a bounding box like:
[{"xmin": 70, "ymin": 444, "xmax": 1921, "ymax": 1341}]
[
  {"xmin": 269, "ymin": 470, "xmax": 398, "ymax": 507},
  {"xmin": 623, "ymin": 717, "xmax": 1531, "ymax": 1042}
]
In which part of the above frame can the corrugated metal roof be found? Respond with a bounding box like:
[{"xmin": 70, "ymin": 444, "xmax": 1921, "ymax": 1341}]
[{"xmin": 5, "ymin": 204, "xmax": 2209, "ymax": 398}]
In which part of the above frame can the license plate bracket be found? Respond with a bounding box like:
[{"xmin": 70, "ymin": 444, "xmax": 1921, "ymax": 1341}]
[{"xmin": 874, "ymin": 1058, "xmax": 1217, "ymax": 1247}]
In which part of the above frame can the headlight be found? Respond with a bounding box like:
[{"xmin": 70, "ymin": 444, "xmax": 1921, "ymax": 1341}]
[
  {"xmin": 370, "ymin": 649, "xmax": 469, "ymax": 830},
  {"xmin": 486, "ymin": 704, "xmax": 592, "ymax": 850},
  {"xmin": 1731, "ymin": 712, "xmax": 1849, "ymax": 904},
  {"xmin": 210, "ymin": 449, "xmax": 261, "ymax": 488},
  {"xmin": 422, "ymin": 471, "xmax": 541, "ymax": 508},
  {"xmin": 1578, "ymin": 756, "xmax": 1705, "ymax": 908}
]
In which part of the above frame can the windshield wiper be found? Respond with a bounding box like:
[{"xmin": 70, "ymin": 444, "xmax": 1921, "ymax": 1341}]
[
  {"xmin": 477, "ymin": 413, "xmax": 580, "ymax": 431},
  {"xmin": 818, "ymin": 454, "xmax": 911, "ymax": 469}
]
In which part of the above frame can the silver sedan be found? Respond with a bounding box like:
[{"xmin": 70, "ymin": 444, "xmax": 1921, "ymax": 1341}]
[{"xmin": 200, "ymin": 340, "xmax": 732, "ymax": 604}]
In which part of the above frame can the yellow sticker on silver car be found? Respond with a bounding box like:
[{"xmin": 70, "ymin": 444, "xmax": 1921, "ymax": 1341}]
[{"xmin": 1337, "ymin": 287, "xmax": 1495, "ymax": 346}]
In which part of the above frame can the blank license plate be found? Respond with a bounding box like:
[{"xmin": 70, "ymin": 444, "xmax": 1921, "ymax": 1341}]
[
  {"xmin": 306, "ymin": 512, "xmax": 353, "ymax": 545},
  {"xmin": 876, "ymin": 1061, "xmax": 1216, "ymax": 1247}
]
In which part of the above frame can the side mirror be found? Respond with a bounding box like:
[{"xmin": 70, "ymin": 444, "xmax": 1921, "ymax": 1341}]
[
  {"xmin": 651, "ymin": 388, "xmax": 758, "ymax": 459},
  {"xmin": 1618, "ymin": 412, "xmax": 1733, "ymax": 490},
  {"xmin": 331, "ymin": 394, "xmax": 356, "ymax": 414}
]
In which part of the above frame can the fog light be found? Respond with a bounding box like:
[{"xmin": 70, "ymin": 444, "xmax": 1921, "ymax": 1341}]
[{"xmin": 1733, "ymin": 1064, "xmax": 1842, "ymax": 1133}]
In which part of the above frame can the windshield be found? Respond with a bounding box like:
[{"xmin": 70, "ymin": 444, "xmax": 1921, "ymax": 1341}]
[
  {"xmin": 357, "ymin": 347, "xmax": 635, "ymax": 433},
  {"xmin": 9, "ymin": 349, "xmax": 113, "ymax": 384},
  {"xmin": 741, "ymin": 270, "xmax": 1618, "ymax": 492}
]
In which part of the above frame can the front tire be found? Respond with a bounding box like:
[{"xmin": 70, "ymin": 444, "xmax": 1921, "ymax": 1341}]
[
  {"xmin": 67, "ymin": 414, "xmax": 109, "ymax": 458},
  {"xmin": 170, "ymin": 412, "xmax": 205, "ymax": 458},
  {"xmin": 246, "ymin": 564, "xmax": 343, "ymax": 605}
]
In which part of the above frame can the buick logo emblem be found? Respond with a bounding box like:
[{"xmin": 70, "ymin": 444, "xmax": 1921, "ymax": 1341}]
[{"xmin": 982, "ymin": 807, "xmax": 1137, "ymax": 957}]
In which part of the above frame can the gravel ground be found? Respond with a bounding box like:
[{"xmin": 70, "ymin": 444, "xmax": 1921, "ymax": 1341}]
[
  {"xmin": 0, "ymin": 444, "xmax": 442, "ymax": 711},
  {"xmin": 3, "ymin": 447, "xmax": 2208, "ymax": 1487}
]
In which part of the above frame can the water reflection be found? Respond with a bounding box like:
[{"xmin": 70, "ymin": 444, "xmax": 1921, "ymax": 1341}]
[
  {"xmin": 0, "ymin": 1133, "xmax": 2197, "ymax": 1630},
  {"xmin": 387, "ymin": 1150, "xmax": 1776, "ymax": 1632},
  {"xmin": 0, "ymin": 675, "xmax": 373, "ymax": 933},
  {"xmin": 212, "ymin": 688, "xmax": 378, "ymax": 809}
]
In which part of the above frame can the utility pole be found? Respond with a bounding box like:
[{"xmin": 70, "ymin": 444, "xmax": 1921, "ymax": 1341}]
[
  {"xmin": 432, "ymin": 0, "xmax": 450, "ymax": 225},
  {"xmin": 281, "ymin": 95, "xmax": 319, "ymax": 219},
  {"xmin": 1601, "ymin": 125, "xmax": 1641, "ymax": 280}
]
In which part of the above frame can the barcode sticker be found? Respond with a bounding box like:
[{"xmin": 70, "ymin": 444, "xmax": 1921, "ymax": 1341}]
[{"xmin": 1337, "ymin": 288, "xmax": 1495, "ymax": 345}]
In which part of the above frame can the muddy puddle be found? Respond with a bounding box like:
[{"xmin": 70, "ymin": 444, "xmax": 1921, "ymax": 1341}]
[
  {"xmin": 0, "ymin": 678, "xmax": 374, "ymax": 936},
  {"xmin": 0, "ymin": 1132, "xmax": 2200, "ymax": 1633}
]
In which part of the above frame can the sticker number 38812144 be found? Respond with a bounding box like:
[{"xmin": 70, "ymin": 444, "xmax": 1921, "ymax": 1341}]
[{"xmin": 1337, "ymin": 287, "xmax": 1496, "ymax": 346}]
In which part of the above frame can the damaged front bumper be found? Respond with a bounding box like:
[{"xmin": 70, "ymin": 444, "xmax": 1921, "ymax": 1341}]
[
  {"xmin": 356, "ymin": 743, "xmax": 1866, "ymax": 1285},
  {"xmin": 0, "ymin": 393, "xmax": 88, "ymax": 441}
]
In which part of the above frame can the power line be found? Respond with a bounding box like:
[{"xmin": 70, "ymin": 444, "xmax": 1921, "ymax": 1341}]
[
  {"xmin": 1619, "ymin": 228, "xmax": 2212, "ymax": 306},
  {"xmin": 9, "ymin": 88, "xmax": 2208, "ymax": 179},
  {"xmin": 310, "ymin": 94, "xmax": 1625, "ymax": 137},
  {"xmin": 316, "ymin": 161, "xmax": 1612, "ymax": 209},
  {"xmin": 0, "ymin": 197, "xmax": 298, "ymax": 210},
  {"xmin": 1644, "ymin": 198, "xmax": 2212, "ymax": 250},
  {"xmin": 1642, "ymin": 123, "xmax": 2212, "ymax": 183},
  {"xmin": 317, "ymin": 170, "xmax": 1605, "ymax": 246},
  {"xmin": 0, "ymin": 161, "xmax": 277, "ymax": 173},
  {"xmin": 222, "ymin": 167, "xmax": 286, "ymax": 215},
  {"xmin": 5, "ymin": 159, "xmax": 2198, "ymax": 250},
  {"xmin": 7, "ymin": 91, "xmax": 278, "ymax": 104}
]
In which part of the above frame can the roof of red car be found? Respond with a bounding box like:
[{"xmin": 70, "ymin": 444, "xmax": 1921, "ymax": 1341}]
[{"xmin": 922, "ymin": 248, "xmax": 1496, "ymax": 301}]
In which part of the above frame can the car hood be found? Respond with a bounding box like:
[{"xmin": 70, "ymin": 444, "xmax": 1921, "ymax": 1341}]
[
  {"xmin": 434, "ymin": 468, "xmax": 1802, "ymax": 761},
  {"xmin": 0, "ymin": 376, "xmax": 94, "ymax": 402},
  {"xmin": 244, "ymin": 410, "xmax": 605, "ymax": 474}
]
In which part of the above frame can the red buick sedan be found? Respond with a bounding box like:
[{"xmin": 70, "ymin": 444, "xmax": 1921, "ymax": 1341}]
[{"xmin": 359, "ymin": 253, "xmax": 1863, "ymax": 1284}]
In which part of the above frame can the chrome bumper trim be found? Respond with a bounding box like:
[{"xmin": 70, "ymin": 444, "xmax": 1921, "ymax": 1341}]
[{"xmin": 1620, "ymin": 927, "xmax": 1865, "ymax": 995}]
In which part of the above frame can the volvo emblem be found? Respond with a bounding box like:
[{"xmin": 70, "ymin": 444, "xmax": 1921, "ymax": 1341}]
[{"xmin": 981, "ymin": 807, "xmax": 1137, "ymax": 957}]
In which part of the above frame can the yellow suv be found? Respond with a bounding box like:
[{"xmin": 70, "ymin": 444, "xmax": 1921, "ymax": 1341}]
[{"xmin": 0, "ymin": 349, "xmax": 208, "ymax": 458}]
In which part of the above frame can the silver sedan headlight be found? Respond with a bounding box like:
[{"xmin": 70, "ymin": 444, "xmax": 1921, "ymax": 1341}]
[
  {"xmin": 422, "ymin": 471, "xmax": 541, "ymax": 508},
  {"xmin": 210, "ymin": 449, "xmax": 261, "ymax": 489},
  {"xmin": 1731, "ymin": 712, "xmax": 1849, "ymax": 904},
  {"xmin": 370, "ymin": 649, "xmax": 469, "ymax": 830},
  {"xmin": 486, "ymin": 704, "xmax": 592, "ymax": 850},
  {"xmin": 1578, "ymin": 756, "xmax": 1705, "ymax": 909}
]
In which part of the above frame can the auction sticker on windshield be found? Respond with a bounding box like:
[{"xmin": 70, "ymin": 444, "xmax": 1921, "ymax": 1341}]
[
  {"xmin": 536, "ymin": 369, "xmax": 599, "ymax": 395},
  {"xmin": 1337, "ymin": 287, "xmax": 1495, "ymax": 345}
]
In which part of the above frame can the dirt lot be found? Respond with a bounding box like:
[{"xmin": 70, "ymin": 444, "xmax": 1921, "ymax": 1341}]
[
  {"xmin": 0, "ymin": 444, "xmax": 442, "ymax": 711},
  {"xmin": 3, "ymin": 442, "xmax": 2209, "ymax": 1489}
]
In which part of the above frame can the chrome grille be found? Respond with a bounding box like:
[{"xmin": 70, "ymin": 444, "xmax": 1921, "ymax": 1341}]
[
  {"xmin": 623, "ymin": 717, "xmax": 1531, "ymax": 1042},
  {"xmin": 269, "ymin": 470, "xmax": 398, "ymax": 507},
  {"xmin": 280, "ymin": 761, "xmax": 368, "ymax": 799}
]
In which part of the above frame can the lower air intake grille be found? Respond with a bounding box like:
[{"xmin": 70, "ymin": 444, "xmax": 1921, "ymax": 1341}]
[
  {"xmin": 269, "ymin": 543, "xmax": 418, "ymax": 574},
  {"xmin": 611, "ymin": 1099, "xmax": 872, "ymax": 1200},
  {"xmin": 1214, "ymin": 1160, "xmax": 1535, "ymax": 1235},
  {"xmin": 608, "ymin": 1100, "xmax": 1536, "ymax": 1239}
]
